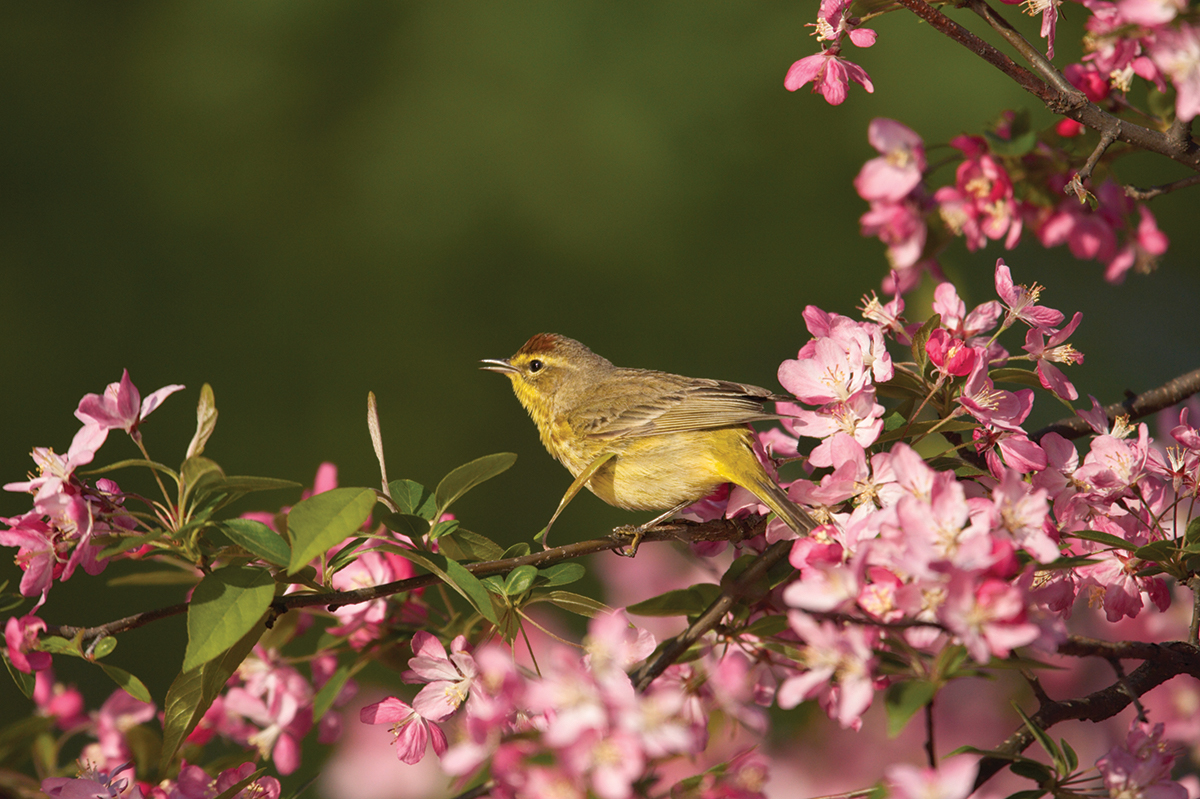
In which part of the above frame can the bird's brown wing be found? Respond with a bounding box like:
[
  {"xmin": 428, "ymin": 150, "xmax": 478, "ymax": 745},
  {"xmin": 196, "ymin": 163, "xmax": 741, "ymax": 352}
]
[{"xmin": 574, "ymin": 370, "xmax": 786, "ymax": 440}]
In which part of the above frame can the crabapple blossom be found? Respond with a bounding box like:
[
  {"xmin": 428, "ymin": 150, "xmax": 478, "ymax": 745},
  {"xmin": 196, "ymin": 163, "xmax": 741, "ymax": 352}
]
[{"xmin": 75, "ymin": 369, "xmax": 185, "ymax": 444}]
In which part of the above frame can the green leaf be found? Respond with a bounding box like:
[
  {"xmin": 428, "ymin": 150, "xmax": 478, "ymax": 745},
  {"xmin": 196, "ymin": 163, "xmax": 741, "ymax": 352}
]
[
  {"xmin": 1061, "ymin": 738, "xmax": 1078, "ymax": 772},
  {"xmin": 535, "ymin": 562, "xmax": 585, "ymax": 588},
  {"xmin": 434, "ymin": 453, "xmax": 517, "ymax": 518},
  {"xmin": 1184, "ymin": 516, "xmax": 1200, "ymax": 549},
  {"xmin": 1065, "ymin": 529, "xmax": 1137, "ymax": 551},
  {"xmin": 1013, "ymin": 702, "xmax": 1062, "ymax": 770},
  {"xmin": 439, "ymin": 528, "xmax": 506, "ymax": 562},
  {"xmin": 885, "ymin": 680, "xmax": 936, "ymax": 737},
  {"xmin": 535, "ymin": 590, "xmax": 611, "ymax": 618},
  {"xmin": 503, "ymin": 565, "xmax": 539, "ymax": 597},
  {"xmin": 388, "ymin": 479, "xmax": 438, "ymax": 519},
  {"xmin": 3, "ymin": 651, "xmax": 36, "ymax": 698},
  {"xmin": 429, "ymin": 518, "xmax": 460, "ymax": 541},
  {"xmin": 183, "ymin": 566, "xmax": 275, "ymax": 671},
  {"xmin": 201, "ymin": 475, "xmax": 302, "ymax": 495},
  {"xmin": 99, "ymin": 663, "xmax": 152, "ymax": 703},
  {"xmin": 380, "ymin": 512, "xmax": 430, "ymax": 540},
  {"xmin": 1004, "ymin": 790, "xmax": 1049, "ymax": 799},
  {"xmin": 444, "ymin": 557, "xmax": 500, "ymax": 625},
  {"xmin": 107, "ymin": 570, "xmax": 203, "ymax": 587},
  {"xmin": 91, "ymin": 636, "xmax": 117, "ymax": 659},
  {"xmin": 390, "ymin": 549, "xmax": 499, "ymax": 626},
  {"xmin": 219, "ymin": 518, "xmax": 291, "ymax": 567},
  {"xmin": 502, "ymin": 542, "xmax": 531, "ymax": 559},
  {"xmin": 985, "ymin": 109, "xmax": 1037, "ymax": 156},
  {"xmin": 38, "ymin": 636, "xmax": 83, "ymax": 656},
  {"xmin": 1134, "ymin": 540, "xmax": 1177, "ymax": 564},
  {"xmin": 186, "ymin": 383, "xmax": 218, "ymax": 458},
  {"xmin": 312, "ymin": 660, "xmax": 357, "ymax": 723},
  {"xmin": 627, "ymin": 584, "xmax": 722, "ymax": 616},
  {"xmin": 1009, "ymin": 760, "xmax": 1053, "ymax": 783},
  {"xmin": 82, "ymin": 458, "xmax": 179, "ymax": 481},
  {"xmin": 160, "ymin": 620, "xmax": 265, "ymax": 774},
  {"xmin": 212, "ymin": 768, "xmax": 267, "ymax": 799},
  {"xmin": 98, "ymin": 529, "xmax": 170, "ymax": 560},
  {"xmin": 911, "ymin": 313, "xmax": 941, "ymax": 374},
  {"xmin": 180, "ymin": 456, "xmax": 225, "ymax": 508},
  {"xmin": 742, "ymin": 614, "xmax": 789, "ymax": 638},
  {"xmin": 287, "ymin": 487, "xmax": 377, "ymax": 574},
  {"xmin": 989, "ymin": 368, "xmax": 1044, "ymax": 388}
]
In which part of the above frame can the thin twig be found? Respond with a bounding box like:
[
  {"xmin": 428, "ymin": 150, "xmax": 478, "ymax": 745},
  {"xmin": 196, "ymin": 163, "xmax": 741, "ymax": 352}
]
[
  {"xmin": 897, "ymin": 0, "xmax": 1200, "ymax": 171},
  {"xmin": 42, "ymin": 515, "xmax": 766, "ymax": 643},
  {"xmin": 630, "ymin": 538, "xmax": 793, "ymax": 692},
  {"xmin": 1125, "ymin": 173, "xmax": 1200, "ymax": 201},
  {"xmin": 924, "ymin": 699, "xmax": 938, "ymax": 768},
  {"xmin": 1190, "ymin": 576, "xmax": 1200, "ymax": 644},
  {"xmin": 1030, "ymin": 367, "xmax": 1200, "ymax": 442},
  {"xmin": 1071, "ymin": 124, "xmax": 1121, "ymax": 193},
  {"xmin": 961, "ymin": 0, "xmax": 1079, "ymax": 97}
]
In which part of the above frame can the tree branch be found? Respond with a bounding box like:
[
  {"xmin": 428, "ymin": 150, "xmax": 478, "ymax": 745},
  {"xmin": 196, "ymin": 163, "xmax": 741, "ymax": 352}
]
[
  {"xmin": 630, "ymin": 537, "xmax": 793, "ymax": 692},
  {"xmin": 896, "ymin": 0, "xmax": 1200, "ymax": 172},
  {"xmin": 1030, "ymin": 367, "xmax": 1200, "ymax": 442},
  {"xmin": 1126, "ymin": 173, "xmax": 1200, "ymax": 201},
  {"xmin": 42, "ymin": 515, "xmax": 767, "ymax": 643},
  {"xmin": 974, "ymin": 640, "xmax": 1200, "ymax": 788}
]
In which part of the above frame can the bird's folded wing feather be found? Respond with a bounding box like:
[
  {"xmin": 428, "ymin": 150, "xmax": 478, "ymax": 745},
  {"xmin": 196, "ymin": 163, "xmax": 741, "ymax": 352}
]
[{"xmin": 574, "ymin": 371, "xmax": 787, "ymax": 439}]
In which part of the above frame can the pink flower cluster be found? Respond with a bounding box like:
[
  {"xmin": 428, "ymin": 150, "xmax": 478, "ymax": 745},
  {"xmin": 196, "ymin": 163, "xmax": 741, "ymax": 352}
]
[
  {"xmin": 784, "ymin": 0, "xmax": 877, "ymax": 105},
  {"xmin": 853, "ymin": 118, "xmax": 1169, "ymax": 290},
  {"xmin": 676, "ymin": 260, "xmax": 1196, "ymax": 738},
  {"xmin": 1, "ymin": 370, "xmax": 184, "ymax": 608},
  {"xmin": 362, "ymin": 614, "xmax": 768, "ymax": 799}
]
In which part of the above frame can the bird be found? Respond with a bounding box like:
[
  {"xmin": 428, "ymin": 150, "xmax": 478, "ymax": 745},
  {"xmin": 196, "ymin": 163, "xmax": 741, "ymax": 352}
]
[{"xmin": 481, "ymin": 333, "xmax": 816, "ymax": 548}]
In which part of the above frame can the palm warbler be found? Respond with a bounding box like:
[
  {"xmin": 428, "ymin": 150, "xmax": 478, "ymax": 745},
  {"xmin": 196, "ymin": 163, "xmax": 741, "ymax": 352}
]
[{"xmin": 482, "ymin": 333, "xmax": 816, "ymax": 544}]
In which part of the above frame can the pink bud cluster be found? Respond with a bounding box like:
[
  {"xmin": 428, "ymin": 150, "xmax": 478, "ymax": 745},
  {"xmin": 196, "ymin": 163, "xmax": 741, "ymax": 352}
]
[{"xmin": 853, "ymin": 118, "xmax": 1169, "ymax": 291}]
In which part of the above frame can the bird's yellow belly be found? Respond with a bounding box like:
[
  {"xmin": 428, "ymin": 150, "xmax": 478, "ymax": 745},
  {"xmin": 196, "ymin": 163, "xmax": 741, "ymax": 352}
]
[{"xmin": 570, "ymin": 428, "xmax": 755, "ymax": 512}]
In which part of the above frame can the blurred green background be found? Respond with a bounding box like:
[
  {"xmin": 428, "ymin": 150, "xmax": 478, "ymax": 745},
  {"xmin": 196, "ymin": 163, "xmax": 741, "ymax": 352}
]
[{"xmin": 2, "ymin": 0, "xmax": 1198, "ymax": 792}]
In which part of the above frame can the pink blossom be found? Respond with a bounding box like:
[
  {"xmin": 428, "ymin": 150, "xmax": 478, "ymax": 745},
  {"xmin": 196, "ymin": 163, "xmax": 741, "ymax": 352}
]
[
  {"xmin": 5, "ymin": 614, "xmax": 51, "ymax": 673},
  {"xmin": 1105, "ymin": 205, "xmax": 1169, "ymax": 283},
  {"xmin": 784, "ymin": 49, "xmax": 874, "ymax": 105},
  {"xmin": 886, "ymin": 754, "xmax": 979, "ymax": 799},
  {"xmin": 777, "ymin": 613, "xmax": 878, "ymax": 729},
  {"xmin": 940, "ymin": 571, "xmax": 1042, "ymax": 661},
  {"xmin": 34, "ymin": 669, "xmax": 88, "ymax": 729},
  {"xmin": 43, "ymin": 762, "xmax": 143, "ymax": 799},
  {"xmin": 75, "ymin": 369, "xmax": 185, "ymax": 443},
  {"xmin": 360, "ymin": 696, "xmax": 447, "ymax": 765},
  {"xmin": 860, "ymin": 197, "xmax": 928, "ymax": 271},
  {"xmin": 403, "ymin": 631, "xmax": 478, "ymax": 722},
  {"xmin": 935, "ymin": 139, "xmax": 1020, "ymax": 251},
  {"xmin": 93, "ymin": 689, "xmax": 157, "ymax": 770},
  {"xmin": 855, "ymin": 119, "xmax": 927, "ymax": 202},
  {"xmin": 931, "ymin": 281, "xmax": 1003, "ymax": 347},
  {"xmin": 994, "ymin": 259, "xmax": 1065, "ymax": 332},
  {"xmin": 1097, "ymin": 721, "xmax": 1188, "ymax": 799},
  {"xmin": 987, "ymin": 469, "xmax": 1058, "ymax": 561},
  {"xmin": 926, "ymin": 328, "xmax": 977, "ymax": 377},
  {"xmin": 328, "ymin": 548, "xmax": 414, "ymax": 647},
  {"xmin": 1148, "ymin": 23, "xmax": 1200, "ymax": 122},
  {"xmin": 1023, "ymin": 311, "xmax": 1084, "ymax": 400}
]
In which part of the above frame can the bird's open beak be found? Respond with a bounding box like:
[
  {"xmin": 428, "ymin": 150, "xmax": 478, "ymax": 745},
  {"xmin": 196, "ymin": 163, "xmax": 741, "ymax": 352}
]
[{"xmin": 480, "ymin": 358, "xmax": 518, "ymax": 374}]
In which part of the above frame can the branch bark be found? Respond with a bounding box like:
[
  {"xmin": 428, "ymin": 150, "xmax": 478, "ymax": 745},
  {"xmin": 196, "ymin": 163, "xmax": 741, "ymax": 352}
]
[
  {"xmin": 896, "ymin": 0, "xmax": 1200, "ymax": 172},
  {"xmin": 1031, "ymin": 367, "xmax": 1200, "ymax": 442},
  {"xmin": 42, "ymin": 515, "xmax": 767, "ymax": 643}
]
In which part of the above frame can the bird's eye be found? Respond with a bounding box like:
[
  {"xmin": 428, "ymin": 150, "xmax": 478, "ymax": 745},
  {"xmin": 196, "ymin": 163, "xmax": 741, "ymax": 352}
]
[{"xmin": 528, "ymin": 359, "xmax": 545, "ymax": 373}]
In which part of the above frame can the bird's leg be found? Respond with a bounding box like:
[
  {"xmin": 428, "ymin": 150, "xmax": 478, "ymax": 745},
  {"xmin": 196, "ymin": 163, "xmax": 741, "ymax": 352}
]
[
  {"xmin": 537, "ymin": 452, "xmax": 617, "ymax": 549},
  {"xmin": 613, "ymin": 500, "xmax": 693, "ymax": 557}
]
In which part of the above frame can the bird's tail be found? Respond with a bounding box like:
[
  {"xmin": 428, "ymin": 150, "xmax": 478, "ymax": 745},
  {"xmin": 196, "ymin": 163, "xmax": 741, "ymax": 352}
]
[{"xmin": 750, "ymin": 476, "xmax": 818, "ymax": 536}]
